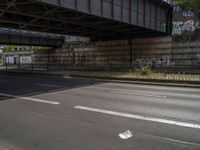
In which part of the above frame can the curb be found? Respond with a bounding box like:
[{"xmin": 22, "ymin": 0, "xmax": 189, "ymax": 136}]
[
  {"xmin": 1, "ymin": 70, "xmax": 200, "ymax": 88},
  {"xmin": 70, "ymin": 75, "xmax": 200, "ymax": 88},
  {"xmin": 0, "ymin": 70, "xmax": 64, "ymax": 77}
]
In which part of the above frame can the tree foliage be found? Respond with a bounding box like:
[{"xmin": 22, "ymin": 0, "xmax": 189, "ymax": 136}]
[
  {"xmin": 173, "ymin": 0, "xmax": 200, "ymax": 19},
  {"xmin": 2, "ymin": 45, "xmax": 50, "ymax": 52}
]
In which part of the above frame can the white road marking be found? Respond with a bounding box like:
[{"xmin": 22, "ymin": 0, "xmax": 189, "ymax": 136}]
[
  {"xmin": 34, "ymin": 83, "xmax": 63, "ymax": 88},
  {"xmin": 143, "ymin": 133, "xmax": 200, "ymax": 147},
  {"xmin": 74, "ymin": 105, "xmax": 200, "ymax": 129},
  {"xmin": 0, "ymin": 93, "xmax": 60, "ymax": 105},
  {"xmin": 110, "ymin": 90, "xmax": 167, "ymax": 98}
]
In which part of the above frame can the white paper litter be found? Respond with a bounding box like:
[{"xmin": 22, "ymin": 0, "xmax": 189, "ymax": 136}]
[{"xmin": 118, "ymin": 130, "xmax": 133, "ymax": 140}]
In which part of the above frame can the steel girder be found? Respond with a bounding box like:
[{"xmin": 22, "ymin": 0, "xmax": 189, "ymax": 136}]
[{"xmin": 0, "ymin": 0, "xmax": 172, "ymax": 41}]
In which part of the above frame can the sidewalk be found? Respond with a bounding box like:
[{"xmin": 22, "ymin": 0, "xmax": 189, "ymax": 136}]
[{"xmin": 1, "ymin": 69, "xmax": 200, "ymax": 88}]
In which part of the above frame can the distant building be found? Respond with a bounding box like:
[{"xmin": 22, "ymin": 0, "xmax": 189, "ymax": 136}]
[{"xmin": 2, "ymin": 51, "xmax": 33, "ymax": 65}]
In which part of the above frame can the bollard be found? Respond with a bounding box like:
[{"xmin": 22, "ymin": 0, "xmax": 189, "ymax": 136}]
[
  {"xmin": 46, "ymin": 63, "xmax": 49, "ymax": 72},
  {"xmin": 31, "ymin": 63, "xmax": 34, "ymax": 71}
]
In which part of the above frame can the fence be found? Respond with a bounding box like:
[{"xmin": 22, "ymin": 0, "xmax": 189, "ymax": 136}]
[
  {"xmin": 2, "ymin": 37, "xmax": 200, "ymax": 73},
  {"xmin": 3, "ymin": 63, "xmax": 132, "ymax": 72}
]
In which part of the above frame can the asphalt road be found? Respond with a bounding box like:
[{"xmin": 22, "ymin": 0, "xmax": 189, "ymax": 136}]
[{"xmin": 0, "ymin": 74, "xmax": 200, "ymax": 150}]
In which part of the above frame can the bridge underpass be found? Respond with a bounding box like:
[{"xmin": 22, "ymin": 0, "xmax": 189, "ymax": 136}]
[
  {"xmin": 0, "ymin": 0, "xmax": 173, "ymax": 72},
  {"xmin": 0, "ymin": 0, "xmax": 172, "ymax": 41}
]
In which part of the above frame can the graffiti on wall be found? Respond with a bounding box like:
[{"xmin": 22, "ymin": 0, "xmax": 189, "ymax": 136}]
[
  {"xmin": 172, "ymin": 20, "xmax": 199, "ymax": 35},
  {"xmin": 182, "ymin": 10, "xmax": 194, "ymax": 17},
  {"xmin": 133, "ymin": 56, "xmax": 175, "ymax": 67},
  {"xmin": 173, "ymin": 5, "xmax": 200, "ymax": 35},
  {"xmin": 174, "ymin": 5, "xmax": 194, "ymax": 17}
]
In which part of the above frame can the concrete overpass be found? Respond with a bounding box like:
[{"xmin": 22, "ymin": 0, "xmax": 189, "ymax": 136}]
[{"xmin": 0, "ymin": 0, "xmax": 172, "ymax": 41}]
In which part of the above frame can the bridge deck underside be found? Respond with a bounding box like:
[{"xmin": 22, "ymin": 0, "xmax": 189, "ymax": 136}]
[{"xmin": 0, "ymin": 0, "xmax": 172, "ymax": 41}]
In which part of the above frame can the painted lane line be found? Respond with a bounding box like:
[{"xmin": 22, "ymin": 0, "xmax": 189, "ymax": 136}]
[
  {"xmin": 143, "ymin": 133, "xmax": 200, "ymax": 147},
  {"xmin": 0, "ymin": 93, "xmax": 60, "ymax": 105},
  {"xmin": 34, "ymin": 83, "xmax": 63, "ymax": 88},
  {"xmin": 74, "ymin": 105, "xmax": 200, "ymax": 129},
  {"xmin": 110, "ymin": 90, "xmax": 167, "ymax": 98}
]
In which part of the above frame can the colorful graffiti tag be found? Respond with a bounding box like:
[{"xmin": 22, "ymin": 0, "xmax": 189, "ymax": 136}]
[
  {"xmin": 172, "ymin": 20, "xmax": 199, "ymax": 35},
  {"xmin": 173, "ymin": 5, "xmax": 199, "ymax": 35}
]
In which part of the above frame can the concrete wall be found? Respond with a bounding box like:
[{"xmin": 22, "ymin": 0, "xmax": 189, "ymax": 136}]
[
  {"xmin": 172, "ymin": 5, "xmax": 200, "ymax": 39},
  {"xmin": 47, "ymin": 41, "xmax": 132, "ymax": 69},
  {"xmin": 3, "ymin": 36, "xmax": 200, "ymax": 72},
  {"xmin": 132, "ymin": 37, "xmax": 200, "ymax": 71},
  {"xmin": 41, "ymin": 36, "xmax": 200, "ymax": 72}
]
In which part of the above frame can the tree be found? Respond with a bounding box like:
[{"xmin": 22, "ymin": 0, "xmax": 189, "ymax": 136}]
[
  {"xmin": 2, "ymin": 45, "xmax": 49, "ymax": 52},
  {"xmin": 173, "ymin": 0, "xmax": 200, "ymax": 19}
]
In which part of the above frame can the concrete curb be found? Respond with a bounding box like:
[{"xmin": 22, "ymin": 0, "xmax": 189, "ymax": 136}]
[
  {"xmin": 70, "ymin": 75, "xmax": 200, "ymax": 88},
  {"xmin": 0, "ymin": 70, "xmax": 64, "ymax": 77},
  {"xmin": 1, "ymin": 70, "xmax": 200, "ymax": 88}
]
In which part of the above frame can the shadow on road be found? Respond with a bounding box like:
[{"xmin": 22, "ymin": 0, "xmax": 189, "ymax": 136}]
[{"xmin": 0, "ymin": 73, "xmax": 106, "ymax": 102}]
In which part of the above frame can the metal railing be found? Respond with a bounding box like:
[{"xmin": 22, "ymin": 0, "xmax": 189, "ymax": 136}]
[
  {"xmin": 0, "ymin": 27, "xmax": 87, "ymax": 42},
  {"xmin": 0, "ymin": 27, "xmax": 64, "ymax": 39}
]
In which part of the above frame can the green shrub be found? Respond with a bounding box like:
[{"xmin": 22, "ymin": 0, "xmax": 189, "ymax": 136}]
[{"xmin": 135, "ymin": 66, "xmax": 152, "ymax": 75}]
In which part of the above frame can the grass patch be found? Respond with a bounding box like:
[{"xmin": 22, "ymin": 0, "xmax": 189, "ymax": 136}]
[
  {"xmin": 0, "ymin": 59, "xmax": 3, "ymax": 65},
  {"xmin": 133, "ymin": 66, "xmax": 152, "ymax": 75},
  {"xmin": 71, "ymin": 70, "xmax": 200, "ymax": 82}
]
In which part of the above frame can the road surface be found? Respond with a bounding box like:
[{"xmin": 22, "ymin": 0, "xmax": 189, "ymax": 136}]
[{"xmin": 0, "ymin": 74, "xmax": 200, "ymax": 150}]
